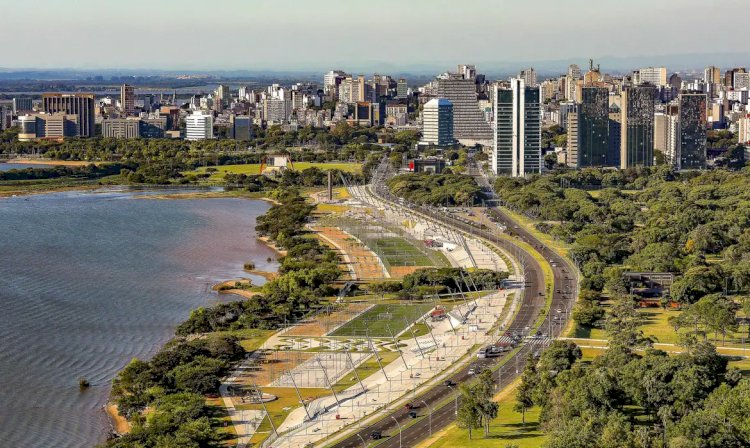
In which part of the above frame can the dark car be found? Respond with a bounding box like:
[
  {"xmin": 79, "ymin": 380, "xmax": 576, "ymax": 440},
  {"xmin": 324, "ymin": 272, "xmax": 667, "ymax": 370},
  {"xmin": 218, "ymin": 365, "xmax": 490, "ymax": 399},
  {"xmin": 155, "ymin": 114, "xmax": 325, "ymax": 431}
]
[
  {"xmin": 444, "ymin": 380, "xmax": 456, "ymax": 387},
  {"xmin": 409, "ymin": 411, "xmax": 418, "ymax": 418},
  {"xmin": 371, "ymin": 431, "xmax": 382, "ymax": 440}
]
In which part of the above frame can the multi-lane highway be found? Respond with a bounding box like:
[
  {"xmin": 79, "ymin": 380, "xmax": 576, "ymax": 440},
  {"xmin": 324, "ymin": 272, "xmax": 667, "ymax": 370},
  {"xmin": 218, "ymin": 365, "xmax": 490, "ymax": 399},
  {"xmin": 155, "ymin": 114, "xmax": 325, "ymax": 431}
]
[{"xmin": 327, "ymin": 162, "xmax": 578, "ymax": 448}]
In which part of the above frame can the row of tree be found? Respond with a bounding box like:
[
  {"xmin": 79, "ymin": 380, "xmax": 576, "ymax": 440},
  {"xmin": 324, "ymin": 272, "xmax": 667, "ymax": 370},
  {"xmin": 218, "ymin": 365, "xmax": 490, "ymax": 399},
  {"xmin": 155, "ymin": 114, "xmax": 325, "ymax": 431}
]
[
  {"xmin": 366, "ymin": 267, "xmax": 509, "ymax": 300},
  {"xmin": 105, "ymin": 336, "xmax": 244, "ymax": 447},
  {"xmin": 386, "ymin": 173, "xmax": 483, "ymax": 206}
]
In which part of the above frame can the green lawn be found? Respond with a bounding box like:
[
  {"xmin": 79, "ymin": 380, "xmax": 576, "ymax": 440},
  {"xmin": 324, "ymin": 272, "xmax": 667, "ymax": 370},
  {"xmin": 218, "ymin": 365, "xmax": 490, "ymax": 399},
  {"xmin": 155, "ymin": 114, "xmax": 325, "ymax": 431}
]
[
  {"xmin": 500, "ymin": 207, "xmax": 572, "ymax": 258},
  {"xmin": 186, "ymin": 162, "xmax": 362, "ymax": 180},
  {"xmin": 427, "ymin": 389, "xmax": 546, "ymax": 448},
  {"xmin": 241, "ymin": 386, "xmax": 331, "ymax": 446},
  {"xmin": 371, "ymin": 237, "xmax": 434, "ymax": 268},
  {"xmin": 330, "ymin": 304, "xmax": 435, "ymax": 337},
  {"xmin": 572, "ymin": 307, "xmax": 750, "ymax": 348},
  {"xmin": 210, "ymin": 328, "xmax": 274, "ymax": 352},
  {"xmin": 332, "ymin": 351, "xmax": 400, "ymax": 392}
]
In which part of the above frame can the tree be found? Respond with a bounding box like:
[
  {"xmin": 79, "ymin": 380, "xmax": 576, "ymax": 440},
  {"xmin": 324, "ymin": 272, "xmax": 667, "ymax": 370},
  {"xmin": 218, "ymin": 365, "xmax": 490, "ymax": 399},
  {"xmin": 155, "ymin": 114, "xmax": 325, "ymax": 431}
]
[
  {"xmin": 544, "ymin": 152, "xmax": 558, "ymax": 170},
  {"xmin": 456, "ymin": 384, "xmax": 482, "ymax": 439},
  {"xmin": 515, "ymin": 358, "xmax": 537, "ymax": 424}
]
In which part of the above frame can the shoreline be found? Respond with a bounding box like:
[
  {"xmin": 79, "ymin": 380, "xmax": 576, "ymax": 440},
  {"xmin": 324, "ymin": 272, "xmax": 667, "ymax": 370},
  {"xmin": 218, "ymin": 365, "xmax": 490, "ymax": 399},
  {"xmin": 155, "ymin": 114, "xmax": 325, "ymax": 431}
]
[
  {"xmin": 105, "ymin": 403, "xmax": 131, "ymax": 436},
  {"xmin": 103, "ymin": 192, "xmax": 281, "ymax": 438},
  {"xmin": 257, "ymin": 235, "xmax": 287, "ymax": 256}
]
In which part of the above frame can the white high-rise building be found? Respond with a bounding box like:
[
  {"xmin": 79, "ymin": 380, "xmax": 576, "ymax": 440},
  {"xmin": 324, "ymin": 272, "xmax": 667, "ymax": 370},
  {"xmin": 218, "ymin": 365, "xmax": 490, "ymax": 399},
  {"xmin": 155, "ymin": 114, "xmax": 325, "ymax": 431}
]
[
  {"xmin": 185, "ymin": 111, "xmax": 214, "ymax": 140},
  {"xmin": 238, "ymin": 86, "xmax": 250, "ymax": 100},
  {"xmin": 518, "ymin": 68, "xmax": 537, "ymax": 87},
  {"xmin": 493, "ymin": 79, "xmax": 542, "ymax": 177},
  {"xmin": 654, "ymin": 113, "xmax": 679, "ymax": 166},
  {"xmin": 421, "ymin": 98, "xmax": 454, "ymax": 146},
  {"xmin": 739, "ymin": 115, "xmax": 750, "ymax": 145},
  {"xmin": 568, "ymin": 64, "xmax": 582, "ymax": 80},
  {"xmin": 324, "ymin": 70, "xmax": 348, "ymax": 98},
  {"xmin": 636, "ymin": 67, "xmax": 668, "ymax": 87}
]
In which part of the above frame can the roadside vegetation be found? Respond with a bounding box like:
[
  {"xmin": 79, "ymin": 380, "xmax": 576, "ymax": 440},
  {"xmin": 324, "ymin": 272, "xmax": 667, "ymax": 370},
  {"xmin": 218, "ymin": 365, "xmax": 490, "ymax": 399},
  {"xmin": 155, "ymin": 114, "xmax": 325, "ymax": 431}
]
[
  {"xmin": 490, "ymin": 162, "xmax": 750, "ymax": 447},
  {"xmin": 386, "ymin": 172, "xmax": 484, "ymax": 206}
]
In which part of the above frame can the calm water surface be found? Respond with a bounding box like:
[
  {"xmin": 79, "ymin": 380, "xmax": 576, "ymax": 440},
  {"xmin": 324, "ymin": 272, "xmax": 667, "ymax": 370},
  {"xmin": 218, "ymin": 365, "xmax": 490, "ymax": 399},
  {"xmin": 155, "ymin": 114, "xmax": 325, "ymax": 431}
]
[
  {"xmin": 0, "ymin": 163, "xmax": 51, "ymax": 171},
  {"xmin": 0, "ymin": 189, "xmax": 277, "ymax": 447}
]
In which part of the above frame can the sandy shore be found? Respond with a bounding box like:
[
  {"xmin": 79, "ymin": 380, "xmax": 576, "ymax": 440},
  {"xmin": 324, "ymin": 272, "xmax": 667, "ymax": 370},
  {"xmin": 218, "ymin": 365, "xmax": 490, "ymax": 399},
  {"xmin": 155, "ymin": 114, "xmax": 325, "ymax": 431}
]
[
  {"xmin": 257, "ymin": 235, "xmax": 287, "ymax": 256},
  {"xmin": 5, "ymin": 158, "xmax": 98, "ymax": 167},
  {"xmin": 212, "ymin": 279, "xmax": 262, "ymax": 299},
  {"xmin": 105, "ymin": 403, "xmax": 131, "ymax": 435},
  {"xmin": 244, "ymin": 269, "xmax": 277, "ymax": 281}
]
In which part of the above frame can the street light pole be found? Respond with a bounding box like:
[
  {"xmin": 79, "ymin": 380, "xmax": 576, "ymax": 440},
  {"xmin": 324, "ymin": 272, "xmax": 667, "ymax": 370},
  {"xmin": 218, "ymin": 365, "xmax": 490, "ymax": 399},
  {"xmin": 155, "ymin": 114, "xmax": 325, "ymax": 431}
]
[
  {"xmin": 391, "ymin": 416, "xmax": 402, "ymax": 448},
  {"xmin": 421, "ymin": 400, "xmax": 433, "ymax": 436},
  {"xmin": 447, "ymin": 384, "xmax": 458, "ymax": 415},
  {"xmin": 356, "ymin": 433, "xmax": 367, "ymax": 448}
]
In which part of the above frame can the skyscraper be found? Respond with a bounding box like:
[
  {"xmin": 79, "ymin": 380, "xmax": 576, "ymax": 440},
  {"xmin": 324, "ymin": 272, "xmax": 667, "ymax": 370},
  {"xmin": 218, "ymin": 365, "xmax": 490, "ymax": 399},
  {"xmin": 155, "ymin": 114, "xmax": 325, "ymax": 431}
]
[
  {"xmin": 436, "ymin": 72, "xmax": 493, "ymax": 143},
  {"xmin": 215, "ymin": 85, "xmax": 229, "ymax": 104},
  {"xmin": 421, "ymin": 98, "xmax": 454, "ymax": 147},
  {"xmin": 492, "ymin": 79, "xmax": 541, "ymax": 177},
  {"xmin": 677, "ymin": 93, "xmax": 707, "ymax": 170},
  {"xmin": 620, "ymin": 85, "xmax": 656, "ymax": 168},
  {"xmin": 725, "ymin": 68, "xmax": 747, "ymax": 88},
  {"xmin": 324, "ymin": 70, "xmax": 348, "ymax": 98},
  {"xmin": 568, "ymin": 64, "xmax": 582, "ymax": 80},
  {"xmin": 734, "ymin": 72, "xmax": 750, "ymax": 90},
  {"xmin": 635, "ymin": 67, "xmax": 668, "ymax": 87},
  {"xmin": 576, "ymin": 87, "xmax": 611, "ymax": 167},
  {"xmin": 739, "ymin": 115, "xmax": 750, "ymax": 146},
  {"xmin": 704, "ymin": 66, "xmax": 722, "ymax": 85},
  {"xmin": 518, "ymin": 68, "xmax": 537, "ymax": 87},
  {"xmin": 185, "ymin": 111, "xmax": 214, "ymax": 140},
  {"xmin": 120, "ymin": 84, "xmax": 135, "ymax": 116},
  {"xmin": 12, "ymin": 98, "xmax": 33, "ymax": 114},
  {"xmin": 396, "ymin": 79, "xmax": 408, "ymax": 99},
  {"xmin": 42, "ymin": 93, "xmax": 95, "ymax": 137},
  {"xmin": 654, "ymin": 112, "xmax": 678, "ymax": 166},
  {"xmin": 566, "ymin": 107, "xmax": 579, "ymax": 167},
  {"xmin": 229, "ymin": 115, "xmax": 252, "ymax": 141}
]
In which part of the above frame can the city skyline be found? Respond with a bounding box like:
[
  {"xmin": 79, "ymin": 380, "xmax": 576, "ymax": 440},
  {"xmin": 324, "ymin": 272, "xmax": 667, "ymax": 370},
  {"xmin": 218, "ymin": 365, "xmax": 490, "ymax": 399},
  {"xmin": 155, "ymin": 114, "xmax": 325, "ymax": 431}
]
[{"xmin": 3, "ymin": 0, "xmax": 749, "ymax": 72}]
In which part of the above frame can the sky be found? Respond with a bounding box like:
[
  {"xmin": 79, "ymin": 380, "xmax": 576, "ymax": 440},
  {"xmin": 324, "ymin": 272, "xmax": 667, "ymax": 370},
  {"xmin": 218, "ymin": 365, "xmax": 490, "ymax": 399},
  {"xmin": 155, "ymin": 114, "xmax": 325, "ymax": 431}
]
[{"xmin": 2, "ymin": 0, "xmax": 749, "ymax": 73}]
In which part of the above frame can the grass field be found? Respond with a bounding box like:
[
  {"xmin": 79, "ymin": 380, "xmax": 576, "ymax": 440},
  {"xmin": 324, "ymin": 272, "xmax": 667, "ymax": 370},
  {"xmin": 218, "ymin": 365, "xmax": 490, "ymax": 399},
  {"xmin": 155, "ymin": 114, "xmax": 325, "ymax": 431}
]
[
  {"xmin": 186, "ymin": 162, "xmax": 362, "ymax": 180},
  {"xmin": 241, "ymin": 386, "xmax": 331, "ymax": 446},
  {"xmin": 424, "ymin": 388, "xmax": 546, "ymax": 448},
  {"xmin": 372, "ymin": 237, "xmax": 433, "ymax": 267},
  {"xmin": 212, "ymin": 328, "xmax": 274, "ymax": 352},
  {"xmin": 329, "ymin": 303, "xmax": 435, "ymax": 337},
  {"xmin": 571, "ymin": 306, "xmax": 750, "ymax": 348}
]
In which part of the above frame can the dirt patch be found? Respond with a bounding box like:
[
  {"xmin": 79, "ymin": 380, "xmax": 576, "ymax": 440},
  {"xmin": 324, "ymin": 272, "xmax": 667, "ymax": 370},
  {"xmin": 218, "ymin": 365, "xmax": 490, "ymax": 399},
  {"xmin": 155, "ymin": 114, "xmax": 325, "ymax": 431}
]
[
  {"xmin": 284, "ymin": 303, "xmax": 372, "ymax": 337},
  {"xmin": 106, "ymin": 403, "xmax": 131, "ymax": 435},
  {"xmin": 388, "ymin": 266, "xmax": 425, "ymax": 278},
  {"xmin": 315, "ymin": 227, "xmax": 387, "ymax": 280}
]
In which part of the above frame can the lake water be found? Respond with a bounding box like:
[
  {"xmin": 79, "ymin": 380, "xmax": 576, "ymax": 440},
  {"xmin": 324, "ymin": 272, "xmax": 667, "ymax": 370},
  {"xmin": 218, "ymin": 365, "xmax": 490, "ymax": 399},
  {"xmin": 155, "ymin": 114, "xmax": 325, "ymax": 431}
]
[
  {"xmin": 0, "ymin": 189, "xmax": 278, "ymax": 447},
  {"xmin": 0, "ymin": 163, "xmax": 51, "ymax": 171}
]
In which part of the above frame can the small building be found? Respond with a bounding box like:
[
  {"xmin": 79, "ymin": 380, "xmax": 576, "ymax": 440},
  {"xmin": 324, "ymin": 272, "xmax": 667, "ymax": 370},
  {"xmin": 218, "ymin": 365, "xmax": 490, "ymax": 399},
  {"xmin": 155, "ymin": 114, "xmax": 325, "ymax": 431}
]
[{"xmin": 407, "ymin": 157, "xmax": 447, "ymax": 174}]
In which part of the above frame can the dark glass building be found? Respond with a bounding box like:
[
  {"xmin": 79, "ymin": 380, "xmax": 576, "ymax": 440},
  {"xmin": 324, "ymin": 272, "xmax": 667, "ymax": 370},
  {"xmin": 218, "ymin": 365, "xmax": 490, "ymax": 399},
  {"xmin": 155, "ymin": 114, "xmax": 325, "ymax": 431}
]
[
  {"xmin": 492, "ymin": 79, "xmax": 541, "ymax": 177},
  {"xmin": 578, "ymin": 87, "xmax": 610, "ymax": 167},
  {"xmin": 620, "ymin": 85, "xmax": 656, "ymax": 168},
  {"xmin": 678, "ymin": 93, "xmax": 707, "ymax": 170}
]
